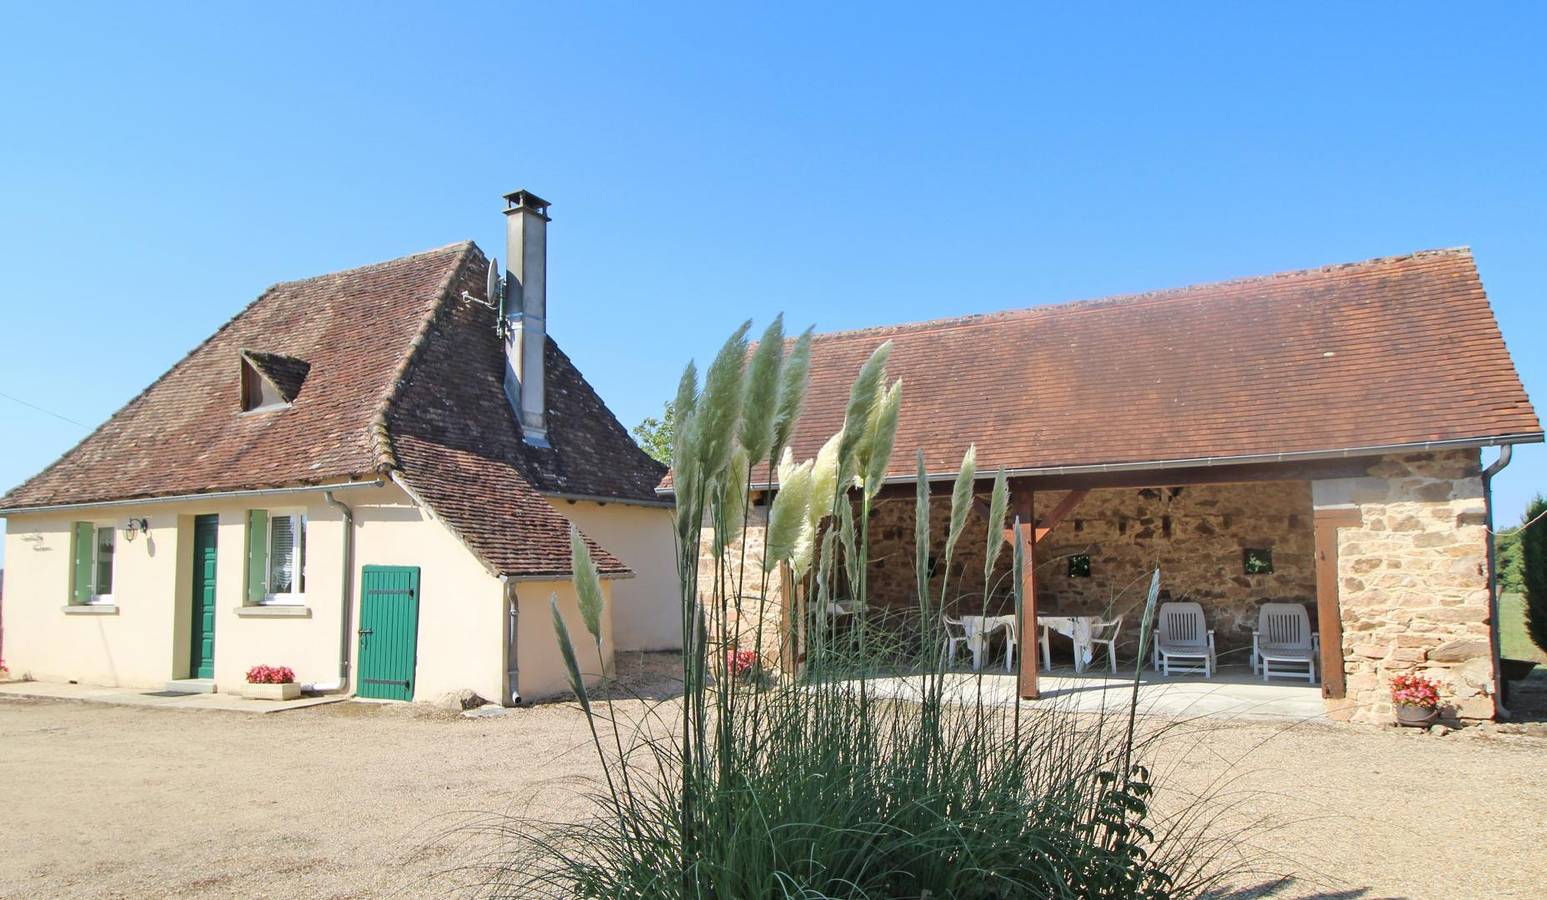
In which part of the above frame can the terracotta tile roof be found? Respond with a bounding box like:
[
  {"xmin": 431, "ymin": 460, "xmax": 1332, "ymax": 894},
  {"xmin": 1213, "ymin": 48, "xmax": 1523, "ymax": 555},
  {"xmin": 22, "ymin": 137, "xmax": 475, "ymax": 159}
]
[
  {"xmin": 1, "ymin": 241, "xmax": 661, "ymax": 577},
  {"xmin": 382, "ymin": 249, "xmax": 649, "ymax": 577},
  {"xmin": 670, "ymin": 248, "xmax": 1540, "ymax": 489}
]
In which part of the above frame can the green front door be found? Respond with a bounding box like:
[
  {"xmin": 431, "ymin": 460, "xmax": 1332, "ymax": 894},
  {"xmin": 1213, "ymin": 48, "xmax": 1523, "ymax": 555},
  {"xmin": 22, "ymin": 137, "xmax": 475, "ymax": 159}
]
[
  {"xmin": 357, "ymin": 566, "xmax": 421, "ymax": 701},
  {"xmin": 190, "ymin": 515, "xmax": 219, "ymax": 679}
]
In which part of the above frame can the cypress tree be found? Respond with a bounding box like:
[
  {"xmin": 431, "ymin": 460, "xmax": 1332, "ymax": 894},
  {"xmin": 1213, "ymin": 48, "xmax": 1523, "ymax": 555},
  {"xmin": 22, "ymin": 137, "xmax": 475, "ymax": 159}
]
[{"xmin": 1523, "ymin": 495, "xmax": 1547, "ymax": 656}]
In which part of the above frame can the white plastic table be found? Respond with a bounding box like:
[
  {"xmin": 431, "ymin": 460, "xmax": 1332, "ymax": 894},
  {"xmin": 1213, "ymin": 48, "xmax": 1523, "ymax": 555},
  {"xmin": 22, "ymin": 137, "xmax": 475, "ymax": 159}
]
[
  {"xmin": 958, "ymin": 614, "xmax": 1098, "ymax": 672},
  {"xmin": 1039, "ymin": 616, "xmax": 1095, "ymax": 672},
  {"xmin": 957, "ymin": 614, "xmax": 1016, "ymax": 671}
]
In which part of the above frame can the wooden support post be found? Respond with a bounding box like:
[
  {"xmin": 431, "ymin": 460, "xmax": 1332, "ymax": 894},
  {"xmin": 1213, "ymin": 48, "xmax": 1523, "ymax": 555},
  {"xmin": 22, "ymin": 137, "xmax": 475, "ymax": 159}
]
[
  {"xmin": 1013, "ymin": 485, "xmax": 1039, "ymax": 700},
  {"xmin": 1312, "ymin": 507, "xmax": 1361, "ymax": 703},
  {"xmin": 778, "ymin": 561, "xmax": 799, "ymax": 675}
]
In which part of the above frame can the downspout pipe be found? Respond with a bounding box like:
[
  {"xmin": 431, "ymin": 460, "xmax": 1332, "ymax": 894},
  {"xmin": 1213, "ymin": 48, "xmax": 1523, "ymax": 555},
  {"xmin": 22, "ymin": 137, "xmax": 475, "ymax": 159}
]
[
  {"xmin": 1482, "ymin": 445, "xmax": 1513, "ymax": 718},
  {"xmin": 321, "ymin": 489, "xmax": 357, "ymax": 695},
  {"xmin": 502, "ymin": 576, "xmax": 522, "ymax": 706}
]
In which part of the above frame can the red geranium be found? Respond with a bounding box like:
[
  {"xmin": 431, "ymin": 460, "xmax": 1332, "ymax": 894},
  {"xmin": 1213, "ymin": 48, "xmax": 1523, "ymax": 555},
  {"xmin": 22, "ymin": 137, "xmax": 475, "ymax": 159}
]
[
  {"xmin": 246, "ymin": 664, "xmax": 296, "ymax": 685},
  {"xmin": 726, "ymin": 648, "xmax": 759, "ymax": 679},
  {"xmin": 1390, "ymin": 672, "xmax": 1439, "ymax": 710}
]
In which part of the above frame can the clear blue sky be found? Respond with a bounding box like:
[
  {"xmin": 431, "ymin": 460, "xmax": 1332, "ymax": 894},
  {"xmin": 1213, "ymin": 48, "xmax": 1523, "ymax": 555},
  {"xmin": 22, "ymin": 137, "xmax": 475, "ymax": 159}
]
[{"xmin": 2, "ymin": 3, "xmax": 1544, "ymax": 567}]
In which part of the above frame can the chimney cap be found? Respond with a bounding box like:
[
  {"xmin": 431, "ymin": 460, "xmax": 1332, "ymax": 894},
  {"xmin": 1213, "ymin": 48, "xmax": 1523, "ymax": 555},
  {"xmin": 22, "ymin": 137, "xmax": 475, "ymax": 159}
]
[{"xmin": 503, "ymin": 190, "xmax": 551, "ymax": 218}]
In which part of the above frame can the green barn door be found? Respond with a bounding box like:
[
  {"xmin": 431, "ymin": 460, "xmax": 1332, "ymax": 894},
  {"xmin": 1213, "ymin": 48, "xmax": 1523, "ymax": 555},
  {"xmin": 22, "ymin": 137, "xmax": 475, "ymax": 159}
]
[
  {"xmin": 357, "ymin": 566, "xmax": 421, "ymax": 701},
  {"xmin": 189, "ymin": 515, "xmax": 219, "ymax": 679}
]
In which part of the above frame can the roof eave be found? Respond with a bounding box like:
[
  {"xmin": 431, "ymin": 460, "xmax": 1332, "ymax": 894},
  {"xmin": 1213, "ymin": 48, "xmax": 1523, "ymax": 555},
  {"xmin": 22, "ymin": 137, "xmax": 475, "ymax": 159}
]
[
  {"xmin": 653, "ymin": 431, "xmax": 1545, "ymax": 495},
  {"xmin": 544, "ymin": 490, "xmax": 674, "ymax": 509},
  {"xmin": 0, "ymin": 478, "xmax": 384, "ymax": 517}
]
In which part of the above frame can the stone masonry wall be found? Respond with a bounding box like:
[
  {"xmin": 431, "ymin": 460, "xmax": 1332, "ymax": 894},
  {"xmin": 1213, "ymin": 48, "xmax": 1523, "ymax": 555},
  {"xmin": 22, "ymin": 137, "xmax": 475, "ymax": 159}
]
[
  {"xmin": 697, "ymin": 503, "xmax": 786, "ymax": 665},
  {"xmin": 1327, "ymin": 449, "xmax": 1495, "ymax": 723},
  {"xmin": 1033, "ymin": 483, "xmax": 1316, "ymax": 658},
  {"xmin": 715, "ymin": 481, "xmax": 1320, "ymax": 665},
  {"xmin": 863, "ymin": 481, "xmax": 1317, "ymax": 659}
]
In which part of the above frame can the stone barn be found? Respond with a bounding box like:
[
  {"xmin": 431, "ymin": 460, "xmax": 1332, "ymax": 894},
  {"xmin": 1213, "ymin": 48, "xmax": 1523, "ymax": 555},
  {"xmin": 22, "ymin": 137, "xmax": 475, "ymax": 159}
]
[{"xmin": 678, "ymin": 249, "xmax": 1540, "ymax": 724}]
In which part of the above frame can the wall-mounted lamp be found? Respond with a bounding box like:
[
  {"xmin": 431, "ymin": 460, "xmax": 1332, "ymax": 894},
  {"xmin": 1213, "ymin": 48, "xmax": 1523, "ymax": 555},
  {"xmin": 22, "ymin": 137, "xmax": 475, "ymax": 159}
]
[{"xmin": 124, "ymin": 517, "xmax": 149, "ymax": 541}]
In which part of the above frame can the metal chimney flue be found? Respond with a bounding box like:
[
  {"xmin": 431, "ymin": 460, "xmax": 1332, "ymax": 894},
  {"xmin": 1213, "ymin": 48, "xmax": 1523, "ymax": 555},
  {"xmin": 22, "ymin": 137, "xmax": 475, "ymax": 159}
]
[{"xmin": 502, "ymin": 189, "xmax": 550, "ymax": 446}]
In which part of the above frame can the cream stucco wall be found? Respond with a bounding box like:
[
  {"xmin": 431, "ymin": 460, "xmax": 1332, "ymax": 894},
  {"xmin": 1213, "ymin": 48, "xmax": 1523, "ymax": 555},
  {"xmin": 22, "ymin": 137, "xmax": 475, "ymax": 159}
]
[
  {"xmin": 513, "ymin": 578, "xmax": 616, "ymax": 702},
  {"xmin": 350, "ymin": 486, "xmax": 507, "ymax": 703},
  {"xmin": 2, "ymin": 511, "xmax": 184, "ymax": 688},
  {"xmin": 3, "ymin": 496, "xmax": 355, "ymax": 690},
  {"xmin": 548, "ymin": 499, "xmax": 680, "ymax": 651},
  {"xmin": 0, "ymin": 482, "xmax": 615, "ymax": 705}
]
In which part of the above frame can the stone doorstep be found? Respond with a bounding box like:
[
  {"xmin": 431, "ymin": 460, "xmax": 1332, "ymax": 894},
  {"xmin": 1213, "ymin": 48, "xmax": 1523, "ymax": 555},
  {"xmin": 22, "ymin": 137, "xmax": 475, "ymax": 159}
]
[
  {"xmin": 0, "ymin": 680, "xmax": 347, "ymax": 714},
  {"xmin": 163, "ymin": 678, "xmax": 217, "ymax": 694}
]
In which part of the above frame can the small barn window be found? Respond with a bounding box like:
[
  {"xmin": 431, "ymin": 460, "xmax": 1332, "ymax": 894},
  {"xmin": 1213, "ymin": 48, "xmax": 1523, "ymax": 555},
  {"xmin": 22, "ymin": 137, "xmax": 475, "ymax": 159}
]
[
  {"xmin": 239, "ymin": 349, "xmax": 310, "ymax": 412},
  {"xmin": 1243, "ymin": 548, "xmax": 1274, "ymax": 575},
  {"xmin": 1067, "ymin": 554, "xmax": 1091, "ymax": 578},
  {"xmin": 241, "ymin": 362, "xmax": 287, "ymax": 411}
]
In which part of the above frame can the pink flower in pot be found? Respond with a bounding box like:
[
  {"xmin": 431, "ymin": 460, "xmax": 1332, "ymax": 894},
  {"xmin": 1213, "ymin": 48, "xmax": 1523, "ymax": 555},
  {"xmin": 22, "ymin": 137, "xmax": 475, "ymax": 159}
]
[
  {"xmin": 726, "ymin": 648, "xmax": 759, "ymax": 679},
  {"xmin": 245, "ymin": 665, "xmax": 296, "ymax": 685},
  {"xmin": 1389, "ymin": 672, "xmax": 1440, "ymax": 727}
]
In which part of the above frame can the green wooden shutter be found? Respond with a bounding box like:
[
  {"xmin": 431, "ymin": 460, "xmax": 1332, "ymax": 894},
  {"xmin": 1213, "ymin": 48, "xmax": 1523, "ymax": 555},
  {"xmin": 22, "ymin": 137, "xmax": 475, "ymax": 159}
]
[
  {"xmin": 358, "ymin": 566, "xmax": 421, "ymax": 701},
  {"xmin": 245, "ymin": 509, "xmax": 268, "ymax": 604},
  {"xmin": 70, "ymin": 521, "xmax": 94, "ymax": 604}
]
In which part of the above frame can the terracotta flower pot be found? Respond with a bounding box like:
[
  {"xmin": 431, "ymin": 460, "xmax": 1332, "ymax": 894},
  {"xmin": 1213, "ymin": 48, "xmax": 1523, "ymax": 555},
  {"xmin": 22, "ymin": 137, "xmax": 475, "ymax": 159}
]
[{"xmin": 1395, "ymin": 703, "xmax": 1438, "ymax": 728}]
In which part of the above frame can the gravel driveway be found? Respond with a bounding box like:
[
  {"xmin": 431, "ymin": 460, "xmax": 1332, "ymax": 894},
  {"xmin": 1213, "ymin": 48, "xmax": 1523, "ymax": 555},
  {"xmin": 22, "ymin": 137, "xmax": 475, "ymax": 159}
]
[{"xmin": 1, "ymin": 657, "xmax": 1543, "ymax": 899}]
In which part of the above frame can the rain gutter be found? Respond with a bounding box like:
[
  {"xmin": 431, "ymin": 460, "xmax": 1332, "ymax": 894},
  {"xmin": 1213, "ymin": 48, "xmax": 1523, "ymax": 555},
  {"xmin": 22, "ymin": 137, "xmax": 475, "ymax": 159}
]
[
  {"xmin": 320, "ymin": 489, "xmax": 358, "ymax": 695},
  {"xmin": 1482, "ymin": 445, "xmax": 1514, "ymax": 718},
  {"xmin": 657, "ymin": 432, "xmax": 1545, "ymax": 494},
  {"xmin": 0, "ymin": 479, "xmax": 383, "ymax": 516},
  {"xmin": 502, "ymin": 575, "xmax": 521, "ymax": 707}
]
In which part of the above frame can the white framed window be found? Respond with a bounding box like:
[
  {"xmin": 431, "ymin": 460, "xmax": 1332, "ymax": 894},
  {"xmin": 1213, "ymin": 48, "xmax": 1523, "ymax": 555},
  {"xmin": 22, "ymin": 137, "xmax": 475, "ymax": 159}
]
[
  {"xmin": 70, "ymin": 521, "xmax": 117, "ymax": 605},
  {"xmin": 264, "ymin": 511, "xmax": 306, "ymax": 603}
]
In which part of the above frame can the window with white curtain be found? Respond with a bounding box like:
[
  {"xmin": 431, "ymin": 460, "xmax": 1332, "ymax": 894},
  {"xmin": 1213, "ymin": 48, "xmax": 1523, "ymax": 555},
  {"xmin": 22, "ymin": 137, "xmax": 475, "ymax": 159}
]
[
  {"xmin": 92, "ymin": 525, "xmax": 115, "ymax": 600},
  {"xmin": 265, "ymin": 512, "xmax": 306, "ymax": 602}
]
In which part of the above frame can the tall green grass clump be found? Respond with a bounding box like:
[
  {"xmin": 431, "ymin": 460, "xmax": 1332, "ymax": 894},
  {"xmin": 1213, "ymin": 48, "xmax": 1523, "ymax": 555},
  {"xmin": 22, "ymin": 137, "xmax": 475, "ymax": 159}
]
[{"xmin": 481, "ymin": 319, "xmax": 1234, "ymax": 899}]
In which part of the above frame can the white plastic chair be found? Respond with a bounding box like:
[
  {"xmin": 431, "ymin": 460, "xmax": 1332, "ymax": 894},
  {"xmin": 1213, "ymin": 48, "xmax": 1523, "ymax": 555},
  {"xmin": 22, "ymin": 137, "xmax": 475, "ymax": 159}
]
[
  {"xmin": 941, "ymin": 613, "xmax": 970, "ymax": 668},
  {"xmin": 1089, "ymin": 615, "xmax": 1124, "ymax": 673},
  {"xmin": 1252, "ymin": 603, "xmax": 1319, "ymax": 683},
  {"xmin": 998, "ymin": 617, "xmax": 1018, "ymax": 672},
  {"xmin": 1151, "ymin": 602, "xmax": 1216, "ymax": 677}
]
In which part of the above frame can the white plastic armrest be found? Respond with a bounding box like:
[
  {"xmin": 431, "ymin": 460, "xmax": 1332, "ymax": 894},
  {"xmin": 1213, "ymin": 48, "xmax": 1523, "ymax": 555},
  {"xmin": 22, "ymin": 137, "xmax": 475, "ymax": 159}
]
[{"xmin": 1312, "ymin": 633, "xmax": 1321, "ymax": 653}]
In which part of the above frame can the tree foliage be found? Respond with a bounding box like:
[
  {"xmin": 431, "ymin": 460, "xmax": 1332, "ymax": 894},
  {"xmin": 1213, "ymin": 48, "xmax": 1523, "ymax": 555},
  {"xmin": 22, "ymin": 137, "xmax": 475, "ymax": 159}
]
[
  {"xmin": 630, "ymin": 400, "xmax": 676, "ymax": 465},
  {"xmin": 1521, "ymin": 494, "xmax": 1547, "ymax": 656},
  {"xmin": 1496, "ymin": 526, "xmax": 1524, "ymax": 595}
]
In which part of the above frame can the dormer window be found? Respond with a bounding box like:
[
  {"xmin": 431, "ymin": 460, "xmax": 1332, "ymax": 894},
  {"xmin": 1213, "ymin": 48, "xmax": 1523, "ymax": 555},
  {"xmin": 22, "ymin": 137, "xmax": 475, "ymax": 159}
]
[{"xmin": 240, "ymin": 350, "xmax": 310, "ymax": 412}]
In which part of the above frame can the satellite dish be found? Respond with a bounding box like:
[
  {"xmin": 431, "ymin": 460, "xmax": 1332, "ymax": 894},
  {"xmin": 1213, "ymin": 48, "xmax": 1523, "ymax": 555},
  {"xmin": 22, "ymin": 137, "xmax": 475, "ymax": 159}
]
[{"xmin": 486, "ymin": 257, "xmax": 501, "ymax": 303}]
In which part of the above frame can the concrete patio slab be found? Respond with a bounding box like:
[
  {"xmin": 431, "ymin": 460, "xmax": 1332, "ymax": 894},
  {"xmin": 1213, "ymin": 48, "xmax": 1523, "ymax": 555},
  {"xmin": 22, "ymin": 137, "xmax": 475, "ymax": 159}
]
[
  {"xmin": 0, "ymin": 680, "xmax": 348, "ymax": 714},
  {"xmin": 862, "ymin": 664, "xmax": 1328, "ymax": 722}
]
